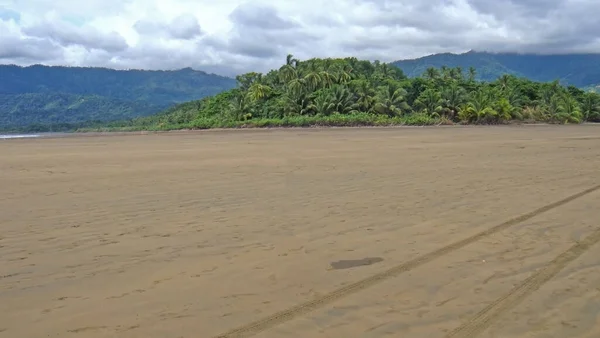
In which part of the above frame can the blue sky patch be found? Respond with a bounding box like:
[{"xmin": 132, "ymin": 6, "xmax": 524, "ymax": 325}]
[
  {"xmin": 0, "ymin": 7, "xmax": 20, "ymax": 23},
  {"xmin": 63, "ymin": 15, "xmax": 86, "ymax": 27}
]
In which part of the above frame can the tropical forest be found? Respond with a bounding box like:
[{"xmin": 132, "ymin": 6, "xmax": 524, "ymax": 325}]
[
  {"xmin": 3, "ymin": 55, "xmax": 600, "ymax": 133},
  {"xmin": 88, "ymin": 55, "xmax": 600, "ymax": 132}
]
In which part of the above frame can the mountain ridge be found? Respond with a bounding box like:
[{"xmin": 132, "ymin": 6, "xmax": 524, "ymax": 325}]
[
  {"xmin": 0, "ymin": 64, "xmax": 237, "ymax": 128},
  {"xmin": 3, "ymin": 51, "xmax": 600, "ymax": 130},
  {"xmin": 391, "ymin": 51, "xmax": 600, "ymax": 89}
]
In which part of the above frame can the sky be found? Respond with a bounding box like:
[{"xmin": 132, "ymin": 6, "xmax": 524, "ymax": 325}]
[{"xmin": 1, "ymin": 0, "xmax": 600, "ymax": 77}]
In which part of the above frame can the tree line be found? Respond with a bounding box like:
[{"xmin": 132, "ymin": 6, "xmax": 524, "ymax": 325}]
[
  {"xmin": 78, "ymin": 55, "xmax": 600, "ymax": 131},
  {"xmin": 232, "ymin": 55, "xmax": 600, "ymax": 122}
]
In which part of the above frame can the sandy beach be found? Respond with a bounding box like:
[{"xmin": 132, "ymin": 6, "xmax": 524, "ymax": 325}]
[{"xmin": 1, "ymin": 125, "xmax": 599, "ymax": 338}]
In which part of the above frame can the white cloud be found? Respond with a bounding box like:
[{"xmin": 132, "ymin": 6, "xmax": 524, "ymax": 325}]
[
  {"xmin": 133, "ymin": 13, "xmax": 203, "ymax": 40},
  {"xmin": 1, "ymin": 0, "xmax": 599, "ymax": 77}
]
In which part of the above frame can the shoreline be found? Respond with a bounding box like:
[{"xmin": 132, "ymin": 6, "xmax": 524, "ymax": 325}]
[{"xmin": 3, "ymin": 122, "xmax": 599, "ymax": 140}]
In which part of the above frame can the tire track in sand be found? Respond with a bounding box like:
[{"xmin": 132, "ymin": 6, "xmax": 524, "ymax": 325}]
[
  {"xmin": 214, "ymin": 184, "xmax": 600, "ymax": 338},
  {"xmin": 446, "ymin": 225, "xmax": 600, "ymax": 338}
]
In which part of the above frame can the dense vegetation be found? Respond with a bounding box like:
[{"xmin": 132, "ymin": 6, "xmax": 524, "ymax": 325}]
[
  {"xmin": 393, "ymin": 51, "xmax": 600, "ymax": 90},
  {"xmin": 0, "ymin": 65, "xmax": 236, "ymax": 129},
  {"xmin": 0, "ymin": 92, "xmax": 159, "ymax": 128},
  {"xmin": 83, "ymin": 55, "xmax": 600, "ymax": 131}
]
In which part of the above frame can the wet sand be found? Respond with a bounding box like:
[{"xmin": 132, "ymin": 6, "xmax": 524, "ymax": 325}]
[{"xmin": 1, "ymin": 125, "xmax": 599, "ymax": 337}]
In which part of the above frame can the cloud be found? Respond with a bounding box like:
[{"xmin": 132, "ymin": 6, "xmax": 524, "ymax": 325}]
[
  {"xmin": 0, "ymin": 36, "xmax": 64, "ymax": 62},
  {"xmin": 168, "ymin": 14, "xmax": 203, "ymax": 39},
  {"xmin": 23, "ymin": 18, "xmax": 128, "ymax": 52},
  {"xmin": 134, "ymin": 13, "xmax": 203, "ymax": 40},
  {"xmin": 216, "ymin": 3, "xmax": 316, "ymax": 60},
  {"xmin": 0, "ymin": 16, "xmax": 64, "ymax": 62},
  {"xmin": 228, "ymin": 3, "xmax": 298, "ymax": 30},
  {"xmin": 1, "ymin": 0, "xmax": 599, "ymax": 76}
]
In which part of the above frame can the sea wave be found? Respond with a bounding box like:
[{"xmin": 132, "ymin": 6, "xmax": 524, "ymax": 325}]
[{"xmin": 0, "ymin": 134, "xmax": 41, "ymax": 139}]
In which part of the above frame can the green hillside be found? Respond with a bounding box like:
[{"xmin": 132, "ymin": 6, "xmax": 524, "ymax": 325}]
[
  {"xmin": 0, "ymin": 65, "xmax": 236, "ymax": 129},
  {"xmin": 4, "ymin": 52, "xmax": 600, "ymax": 132},
  {"xmin": 392, "ymin": 51, "xmax": 600, "ymax": 88},
  {"xmin": 81, "ymin": 55, "xmax": 600, "ymax": 132},
  {"xmin": 0, "ymin": 92, "xmax": 158, "ymax": 127}
]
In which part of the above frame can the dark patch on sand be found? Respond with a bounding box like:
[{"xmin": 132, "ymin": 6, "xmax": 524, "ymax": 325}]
[{"xmin": 330, "ymin": 257, "xmax": 384, "ymax": 270}]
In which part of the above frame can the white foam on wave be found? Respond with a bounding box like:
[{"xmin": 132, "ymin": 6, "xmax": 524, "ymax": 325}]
[{"xmin": 0, "ymin": 134, "xmax": 41, "ymax": 139}]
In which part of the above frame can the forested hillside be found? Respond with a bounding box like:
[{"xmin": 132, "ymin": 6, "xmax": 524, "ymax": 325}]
[
  {"xmin": 0, "ymin": 65, "xmax": 236, "ymax": 129},
  {"xmin": 0, "ymin": 93, "xmax": 157, "ymax": 127},
  {"xmin": 84, "ymin": 55, "xmax": 600, "ymax": 132},
  {"xmin": 4, "ymin": 53, "xmax": 600, "ymax": 132},
  {"xmin": 392, "ymin": 51, "xmax": 600, "ymax": 88}
]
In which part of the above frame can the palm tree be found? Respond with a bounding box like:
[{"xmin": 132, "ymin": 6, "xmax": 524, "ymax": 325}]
[
  {"xmin": 287, "ymin": 77, "xmax": 306, "ymax": 98},
  {"xmin": 247, "ymin": 82, "xmax": 273, "ymax": 101},
  {"xmin": 504, "ymin": 87, "xmax": 523, "ymax": 108},
  {"xmin": 235, "ymin": 72, "xmax": 262, "ymax": 91},
  {"xmin": 380, "ymin": 63, "xmax": 392, "ymax": 78},
  {"xmin": 441, "ymin": 82, "xmax": 467, "ymax": 118},
  {"xmin": 540, "ymin": 86, "xmax": 556, "ymax": 107},
  {"xmin": 329, "ymin": 85, "xmax": 358, "ymax": 114},
  {"xmin": 495, "ymin": 98, "xmax": 518, "ymax": 121},
  {"xmin": 310, "ymin": 92, "xmax": 335, "ymax": 116},
  {"xmin": 279, "ymin": 54, "xmax": 299, "ymax": 83},
  {"xmin": 558, "ymin": 94, "xmax": 582, "ymax": 123},
  {"xmin": 468, "ymin": 67, "xmax": 476, "ymax": 82},
  {"xmin": 455, "ymin": 67, "xmax": 464, "ymax": 81},
  {"xmin": 549, "ymin": 80, "xmax": 560, "ymax": 93},
  {"xmin": 580, "ymin": 92, "xmax": 600, "ymax": 121},
  {"xmin": 285, "ymin": 54, "xmax": 298, "ymax": 67},
  {"xmin": 424, "ymin": 67, "xmax": 440, "ymax": 80},
  {"xmin": 415, "ymin": 89, "xmax": 443, "ymax": 116},
  {"xmin": 466, "ymin": 87, "xmax": 497, "ymax": 122},
  {"xmin": 279, "ymin": 66, "xmax": 298, "ymax": 84},
  {"xmin": 319, "ymin": 71, "xmax": 335, "ymax": 88},
  {"xmin": 304, "ymin": 72, "xmax": 322, "ymax": 92},
  {"xmin": 352, "ymin": 79, "xmax": 376, "ymax": 113},
  {"xmin": 545, "ymin": 94, "xmax": 561, "ymax": 118},
  {"xmin": 338, "ymin": 65, "xmax": 354, "ymax": 84},
  {"xmin": 228, "ymin": 93, "xmax": 249, "ymax": 120},
  {"xmin": 282, "ymin": 91, "xmax": 312, "ymax": 116},
  {"xmin": 441, "ymin": 66, "xmax": 450, "ymax": 80},
  {"xmin": 498, "ymin": 74, "xmax": 511, "ymax": 91},
  {"xmin": 323, "ymin": 58, "xmax": 333, "ymax": 71},
  {"xmin": 448, "ymin": 68, "xmax": 458, "ymax": 80},
  {"xmin": 374, "ymin": 84, "xmax": 410, "ymax": 117}
]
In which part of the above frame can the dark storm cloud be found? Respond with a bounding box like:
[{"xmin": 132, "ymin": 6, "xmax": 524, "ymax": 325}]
[
  {"xmin": 0, "ymin": 35, "xmax": 63, "ymax": 61},
  {"xmin": 219, "ymin": 3, "xmax": 318, "ymax": 59},
  {"xmin": 357, "ymin": 0, "xmax": 472, "ymax": 30},
  {"xmin": 466, "ymin": 0, "xmax": 558, "ymax": 19},
  {"xmin": 22, "ymin": 19, "xmax": 128, "ymax": 52},
  {"xmin": 465, "ymin": 0, "xmax": 600, "ymax": 52},
  {"xmin": 228, "ymin": 3, "xmax": 298, "ymax": 30},
  {"xmin": 336, "ymin": 0, "xmax": 600, "ymax": 58},
  {"xmin": 200, "ymin": 29, "xmax": 280, "ymax": 59},
  {"xmin": 227, "ymin": 38, "xmax": 279, "ymax": 58}
]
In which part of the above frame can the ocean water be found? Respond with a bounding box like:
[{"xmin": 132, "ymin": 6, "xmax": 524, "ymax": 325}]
[{"xmin": 0, "ymin": 134, "xmax": 41, "ymax": 139}]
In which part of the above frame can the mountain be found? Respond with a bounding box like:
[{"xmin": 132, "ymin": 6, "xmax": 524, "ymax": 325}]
[
  {"xmin": 392, "ymin": 51, "xmax": 600, "ymax": 89},
  {"xmin": 0, "ymin": 65, "xmax": 236, "ymax": 129},
  {"xmin": 0, "ymin": 92, "xmax": 158, "ymax": 127}
]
